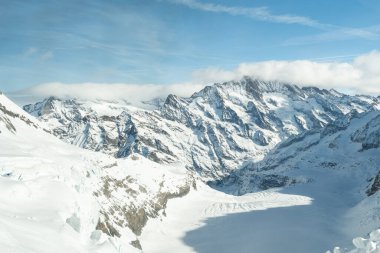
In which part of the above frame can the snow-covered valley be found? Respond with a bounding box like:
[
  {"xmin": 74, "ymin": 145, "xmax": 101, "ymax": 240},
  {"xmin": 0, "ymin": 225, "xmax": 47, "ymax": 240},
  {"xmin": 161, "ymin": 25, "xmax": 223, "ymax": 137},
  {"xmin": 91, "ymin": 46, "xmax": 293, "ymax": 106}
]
[
  {"xmin": 141, "ymin": 163, "xmax": 377, "ymax": 253},
  {"xmin": 142, "ymin": 185, "xmax": 312, "ymax": 253},
  {"xmin": 2, "ymin": 78, "xmax": 380, "ymax": 253}
]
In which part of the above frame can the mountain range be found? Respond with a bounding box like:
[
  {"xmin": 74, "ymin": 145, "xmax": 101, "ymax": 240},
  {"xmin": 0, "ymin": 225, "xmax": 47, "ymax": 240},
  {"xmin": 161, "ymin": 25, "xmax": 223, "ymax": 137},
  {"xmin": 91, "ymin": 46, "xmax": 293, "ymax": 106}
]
[
  {"xmin": 1, "ymin": 77, "xmax": 380, "ymax": 253},
  {"xmin": 23, "ymin": 77, "xmax": 379, "ymax": 179}
]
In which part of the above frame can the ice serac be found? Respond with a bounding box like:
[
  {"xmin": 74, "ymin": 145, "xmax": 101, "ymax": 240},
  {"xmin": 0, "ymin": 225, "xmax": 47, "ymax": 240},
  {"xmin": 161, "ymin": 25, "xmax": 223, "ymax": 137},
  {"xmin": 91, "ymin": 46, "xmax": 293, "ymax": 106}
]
[
  {"xmin": 328, "ymin": 229, "xmax": 380, "ymax": 253},
  {"xmin": 24, "ymin": 77, "xmax": 379, "ymax": 179}
]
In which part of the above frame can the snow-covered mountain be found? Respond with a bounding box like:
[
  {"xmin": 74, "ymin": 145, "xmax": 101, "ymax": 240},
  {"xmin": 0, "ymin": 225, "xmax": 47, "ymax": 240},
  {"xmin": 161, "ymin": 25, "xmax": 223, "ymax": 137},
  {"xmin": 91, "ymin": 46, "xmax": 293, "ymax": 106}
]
[
  {"xmin": 0, "ymin": 92, "xmax": 195, "ymax": 252},
  {"xmin": 208, "ymin": 108, "xmax": 380, "ymax": 251},
  {"xmin": 3, "ymin": 77, "xmax": 380, "ymax": 253},
  {"xmin": 23, "ymin": 77, "xmax": 380, "ymax": 179},
  {"xmin": 214, "ymin": 109, "xmax": 380, "ymax": 195},
  {"xmin": 0, "ymin": 90, "xmax": 320, "ymax": 253}
]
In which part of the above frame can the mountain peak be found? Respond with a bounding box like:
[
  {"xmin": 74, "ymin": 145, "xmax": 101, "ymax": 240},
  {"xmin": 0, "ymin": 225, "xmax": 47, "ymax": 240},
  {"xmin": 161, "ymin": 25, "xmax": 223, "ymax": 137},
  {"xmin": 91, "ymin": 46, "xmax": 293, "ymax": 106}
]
[{"xmin": 191, "ymin": 77, "xmax": 334, "ymax": 103}]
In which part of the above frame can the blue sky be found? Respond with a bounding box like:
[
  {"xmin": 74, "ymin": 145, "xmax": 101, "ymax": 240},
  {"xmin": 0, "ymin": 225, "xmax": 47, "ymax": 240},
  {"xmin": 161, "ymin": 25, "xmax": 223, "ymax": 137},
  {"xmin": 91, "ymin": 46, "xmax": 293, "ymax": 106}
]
[{"xmin": 1, "ymin": 0, "xmax": 380, "ymax": 93}]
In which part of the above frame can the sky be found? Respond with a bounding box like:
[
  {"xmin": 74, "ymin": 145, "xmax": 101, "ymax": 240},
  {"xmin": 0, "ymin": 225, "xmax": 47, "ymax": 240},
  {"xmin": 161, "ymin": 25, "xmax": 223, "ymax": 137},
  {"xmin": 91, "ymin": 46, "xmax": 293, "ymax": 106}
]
[{"xmin": 1, "ymin": 0, "xmax": 380, "ymax": 99}]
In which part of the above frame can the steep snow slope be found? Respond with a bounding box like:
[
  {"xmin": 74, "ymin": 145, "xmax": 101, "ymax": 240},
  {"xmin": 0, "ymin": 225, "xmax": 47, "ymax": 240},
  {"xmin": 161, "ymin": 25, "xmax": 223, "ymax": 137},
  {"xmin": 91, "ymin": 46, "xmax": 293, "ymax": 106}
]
[
  {"xmin": 23, "ymin": 78, "xmax": 379, "ymax": 179},
  {"xmin": 0, "ymin": 93, "xmax": 194, "ymax": 252}
]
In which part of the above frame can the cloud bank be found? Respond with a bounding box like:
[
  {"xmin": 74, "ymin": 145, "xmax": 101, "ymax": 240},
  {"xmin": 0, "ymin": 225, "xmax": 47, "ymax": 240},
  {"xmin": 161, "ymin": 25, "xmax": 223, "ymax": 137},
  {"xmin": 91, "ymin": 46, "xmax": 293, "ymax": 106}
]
[
  {"xmin": 9, "ymin": 50, "xmax": 380, "ymax": 107},
  {"xmin": 193, "ymin": 50, "xmax": 380, "ymax": 95},
  {"xmin": 11, "ymin": 82, "xmax": 205, "ymax": 107}
]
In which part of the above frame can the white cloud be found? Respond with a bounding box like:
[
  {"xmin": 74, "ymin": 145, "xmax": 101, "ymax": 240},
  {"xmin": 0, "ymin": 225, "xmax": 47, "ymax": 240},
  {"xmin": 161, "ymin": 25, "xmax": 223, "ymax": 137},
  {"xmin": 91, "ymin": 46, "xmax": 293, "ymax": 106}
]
[
  {"xmin": 12, "ymin": 82, "xmax": 205, "ymax": 107},
  {"xmin": 23, "ymin": 48, "xmax": 54, "ymax": 61},
  {"xmin": 40, "ymin": 51, "xmax": 54, "ymax": 61},
  {"xmin": 24, "ymin": 47, "xmax": 38, "ymax": 56},
  {"xmin": 166, "ymin": 0, "xmax": 380, "ymax": 43},
  {"xmin": 193, "ymin": 51, "xmax": 380, "ymax": 95},
  {"xmin": 166, "ymin": 0, "xmax": 323, "ymax": 28},
  {"xmin": 285, "ymin": 26, "xmax": 380, "ymax": 45}
]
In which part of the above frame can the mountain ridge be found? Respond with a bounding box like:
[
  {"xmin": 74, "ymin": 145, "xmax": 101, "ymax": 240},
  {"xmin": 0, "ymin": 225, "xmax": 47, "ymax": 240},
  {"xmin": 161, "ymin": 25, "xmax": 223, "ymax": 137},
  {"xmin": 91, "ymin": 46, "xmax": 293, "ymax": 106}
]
[{"xmin": 23, "ymin": 77, "xmax": 380, "ymax": 180}]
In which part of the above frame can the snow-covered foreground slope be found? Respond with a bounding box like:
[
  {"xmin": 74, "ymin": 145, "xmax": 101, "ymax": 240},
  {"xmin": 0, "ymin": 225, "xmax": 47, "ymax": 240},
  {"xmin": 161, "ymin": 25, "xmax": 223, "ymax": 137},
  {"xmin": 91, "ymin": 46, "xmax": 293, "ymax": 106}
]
[{"xmin": 0, "ymin": 93, "xmax": 195, "ymax": 252}]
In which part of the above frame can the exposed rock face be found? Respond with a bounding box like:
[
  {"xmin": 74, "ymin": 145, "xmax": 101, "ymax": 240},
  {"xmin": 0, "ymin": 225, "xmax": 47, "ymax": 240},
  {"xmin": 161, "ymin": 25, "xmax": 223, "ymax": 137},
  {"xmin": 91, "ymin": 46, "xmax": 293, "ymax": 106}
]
[
  {"xmin": 94, "ymin": 172, "xmax": 194, "ymax": 241},
  {"xmin": 0, "ymin": 93, "xmax": 47, "ymax": 134},
  {"xmin": 1, "ymin": 102, "xmax": 39, "ymax": 132},
  {"xmin": 367, "ymin": 171, "xmax": 380, "ymax": 196},
  {"xmin": 209, "ymin": 171, "xmax": 299, "ymax": 195},
  {"xmin": 23, "ymin": 77, "xmax": 379, "ymax": 179},
  {"xmin": 351, "ymin": 115, "xmax": 380, "ymax": 150},
  {"xmin": 130, "ymin": 239, "xmax": 142, "ymax": 250}
]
